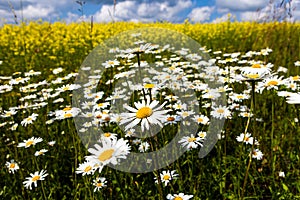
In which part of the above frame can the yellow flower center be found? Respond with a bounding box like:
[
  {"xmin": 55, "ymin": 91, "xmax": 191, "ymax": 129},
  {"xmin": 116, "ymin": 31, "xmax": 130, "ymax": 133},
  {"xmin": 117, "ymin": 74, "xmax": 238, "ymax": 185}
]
[
  {"xmin": 9, "ymin": 163, "xmax": 15, "ymax": 168},
  {"xmin": 188, "ymin": 137, "xmax": 196, "ymax": 142},
  {"xmin": 63, "ymin": 107, "xmax": 72, "ymax": 111},
  {"xmin": 98, "ymin": 149, "xmax": 114, "ymax": 162},
  {"xmin": 108, "ymin": 61, "xmax": 115, "ymax": 65},
  {"xmin": 292, "ymin": 76, "xmax": 299, "ymax": 81},
  {"xmin": 144, "ymin": 83, "xmax": 155, "ymax": 89},
  {"xmin": 16, "ymin": 77, "xmax": 23, "ymax": 81},
  {"xmin": 96, "ymin": 182, "xmax": 103, "ymax": 187},
  {"xmin": 174, "ymin": 197, "xmax": 183, "ymax": 200},
  {"xmin": 63, "ymin": 86, "xmax": 70, "ymax": 91},
  {"xmin": 136, "ymin": 107, "xmax": 153, "ymax": 119},
  {"xmin": 32, "ymin": 175, "xmax": 40, "ymax": 182},
  {"xmin": 25, "ymin": 140, "xmax": 34, "ymax": 147},
  {"xmin": 237, "ymin": 95, "xmax": 244, "ymax": 99},
  {"xmin": 26, "ymin": 117, "xmax": 32, "ymax": 122},
  {"xmin": 84, "ymin": 166, "xmax": 92, "ymax": 172},
  {"xmin": 217, "ymin": 109, "xmax": 225, "ymax": 114},
  {"xmin": 245, "ymin": 74, "xmax": 260, "ymax": 79},
  {"xmin": 197, "ymin": 118, "xmax": 203, "ymax": 122},
  {"xmin": 64, "ymin": 113, "xmax": 73, "ymax": 118},
  {"xmin": 104, "ymin": 133, "xmax": 111, "ymax": 137},
  {"xmin": 98, "ymin": 103, "xmax": 103, "ymax": 107},
  {"xmin": 167, "ymin": 117, "xmax": 175, "ymax": 121},
  {"xmin": 163, "ymin": 174, "xmax": 170, "ymax": 180},
  {"xmin": 267, "ymin": 80, "xmax": 278, "ymax": 86},
  {"xmin": 251, "ymin": 64, "xmax": 262, "ymax": 68}
]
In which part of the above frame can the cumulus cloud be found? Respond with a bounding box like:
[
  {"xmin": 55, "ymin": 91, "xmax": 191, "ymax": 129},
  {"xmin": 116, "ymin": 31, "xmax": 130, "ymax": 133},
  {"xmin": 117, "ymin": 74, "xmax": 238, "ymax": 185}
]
[
  {"xmin": 216, "ymin": 0, "xmax": 268, "ymax": 11},
  {"xmin": 92, "ymin": 0, "xmax": 193, "ymax": 22},
  {"xmin": 188, "ymin": 6, "xmax": 214, "ymax": 22},
  {"xmin": 0, "ymin": 0, "xmax": 71, "ymax": 24}
]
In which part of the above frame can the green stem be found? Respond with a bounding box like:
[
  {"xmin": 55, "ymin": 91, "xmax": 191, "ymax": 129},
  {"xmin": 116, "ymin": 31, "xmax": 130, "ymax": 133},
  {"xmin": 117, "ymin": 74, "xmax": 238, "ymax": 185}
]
[
  {"xmin": 241, "ymin": 80, "xmax": 257, "ymax": 200},
  {"xmin": 271, "ymin": 94, "xmax": 275, "ymax": 187}
]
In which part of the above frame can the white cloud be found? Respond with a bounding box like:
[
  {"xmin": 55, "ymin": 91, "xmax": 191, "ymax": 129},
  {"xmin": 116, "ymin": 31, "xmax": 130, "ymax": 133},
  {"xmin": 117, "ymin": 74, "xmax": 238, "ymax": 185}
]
[
  {"xmin": 240, "ymin": 11, "xmax": 261, "ymax": 21},
  {"xmin": 212, "ymin": 13, "xmax": 233, "ymax": 23},
  {"xmin": 188, "ymin": 6, "xmax": 214, "ymax": 22},
  {"xmin": 20, "ymin": 5, "xmax": 55, "ymax": 19},
  {"xmin": 216, "ymin": 0, "xmax": 268, "ymax": 11},
  {"xmin": 92, "ymin": 0, "xmax": 193, "ymax": 22}
]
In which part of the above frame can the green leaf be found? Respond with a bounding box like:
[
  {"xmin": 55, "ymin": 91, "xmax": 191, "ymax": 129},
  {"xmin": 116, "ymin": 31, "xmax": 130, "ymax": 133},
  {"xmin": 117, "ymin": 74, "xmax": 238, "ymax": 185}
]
[{"xmin": 282, "ymin": 183, "xmax": 289, "ymax": 192}]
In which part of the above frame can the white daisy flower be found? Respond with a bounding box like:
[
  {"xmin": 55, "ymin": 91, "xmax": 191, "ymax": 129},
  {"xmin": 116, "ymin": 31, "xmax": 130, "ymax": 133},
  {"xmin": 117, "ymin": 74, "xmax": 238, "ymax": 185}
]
[
  {"xmin": 211, "ymin": 105, "xmax": 231, "ymax": 119},
  {"xmin": 85, "ymin": 138, "xmax": 131, "ymax": 173},
  {"xmin": 23, "ymin": 169, "xmax": 48, "ymax": 190},
  {"xmin": 120, "ymin": 97, "xmax": 169, "ymax": 131},
  {"xmin": 76, "ymin": 161, "xmax": 96, "ymax": 176},
  {"xmin": 154, "ymin": 170, "xmax": 178, "ymax": 186},
  {"xmin": 102, "ymin": 60, "xmax": 120, "ymax": 68},
  {"xmin": 34, "ymin": 149, "xmax": 48, "ymax": 156},
  {"xmin": 166, "ymin": 193, "xmax": 194, "ymax": 200},
  {"xmin": 236, "ymin": 133, "xmax": 254, "ymax": 145},
  {"xmin": 138, "ymin": 141, "xmax": 150, "ymax": 152},
  {"xmin": 286, "ymin": 93, "xmax": 300, "ymax": 104},
  {"xmin": 92, "ymin": 177, "xmax": 107, "ymax": 192},
  {"xmin": 179, "ymin": 134, "xmax": 203, "ymax": 150},
  {"xmin": 17, "ymin": 137, "xmax": 43, "ymax": 148},
  {"xmin": 193, "ymin": 114, "xmax": 209, "ymax": 125},
  {"xmin": 279, "ymin": 171, "xmax": 285, "ymax": 177},
  {"xmin": 240, "ymin": 63, "xmax": 271, "ymax": 80},
  {"xmin": 252, "ymin": 149, "xmax": 263, "ymax": 160},
  {"xmin": 5, "ymin": 160, "xmax": 19, "ymax": 174},
  {"xmin": 21, "ymin": 113, "xmax": 38, "ymax": 127}
]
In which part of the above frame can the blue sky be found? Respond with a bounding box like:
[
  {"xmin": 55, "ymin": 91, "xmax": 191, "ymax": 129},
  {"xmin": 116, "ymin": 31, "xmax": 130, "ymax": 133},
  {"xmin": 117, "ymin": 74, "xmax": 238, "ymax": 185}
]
[{"xmin": 0, "ymin": 0, "xmax": 299, "ymax": 25}]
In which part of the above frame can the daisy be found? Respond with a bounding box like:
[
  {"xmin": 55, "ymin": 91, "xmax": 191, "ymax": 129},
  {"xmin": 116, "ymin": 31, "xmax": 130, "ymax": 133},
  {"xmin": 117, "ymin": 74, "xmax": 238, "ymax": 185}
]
[
  {"xmin": 102, "ymin": 60, "xmax": 120, "ymax": 68},
  {"xmin": 47, "ymin": 141, "xmax": 56, "ymax": 146},
  {"xmin": 192, "ymin": 114, "xmax": 210, "ymax": 125},
  {"xmin": 252, "ymin": 149, "xmax": 263, "ymax": 160},
  {"xmin": 85, "ymin": 138, "xmax": 130, "ymax": 173},
  {"xmin": 197, "ymin": 131, "xmax": 207, "ymax": 139},
  {"xmin": 55, "ymin": 107, "xmax": 81, "ymax": 120},
  {"xmin": 279, "ymin": 171, "xmax": 285, "ymax": 177},
  {"xmin": 52, "ymin": 67, "xmax": 63, "ymax": 74},
  {"xmin": 55, "ymin": 84, "xmax": 81, "ymax": 92},
  {"xmin": 21, "ymin": 113, "xmax": 38, "ymax": 127},
  {"xmin": 286, "ymin": 93, "xmax": 300, "ymax": 104},
  {"xmin": 23, "ymin": 170, "xmax": 48, "ymax": 190},
  {"xmin": 164, "ymin": 115, "xmax": 181, "ymax": 125},
  {"xmin": 100, "ymin": 132, "xmax": 118, "ymax": 141},
  {"xmin": 125, "ymin": 128, "xmax": 136, "ymax": 137},
  {"xmin": 1, "ymin": 109, "xmax": 17, "ymax": 118},
  {"xmin": 154, "ymin": 170, "xmax": 178, "ymax": 186},
  {"xmin": 240, "ymin": 63, "xmax": 271, "ymax": 80},
  {"xmin": 17, "ymin": 137, "xmax": 43, "ymax": 148},
  {"xmin": 5, "ymin": 160, "xmax": 19, "ymax": 174},
  {"xmin": 138, "ymin": 141, "xmax": 150, "ymax": 152},
  {"xmin": 9, "ymin": 77, "xmax": 30, "ymax": 85},
  {"xmin": 34, "ymin": 149, "xmax": 48, "ymax": 156},
  {"xmin": 166, "ymin": 193, "xmax": 194, "ymax": 200},
  {"xmin": 230, "ymin": 93, "xmax": 250, "ymax": 102},
  {"xmin": 93, "ymin": 102, "xmax": 110, "ymax": 111},
  {"xmin": 258, "ymin": 75, "xmax": 284, "ymax": 91},
  {"xmin": 236, "ymin": 133, "xmax": 254, "ymax": 145},
  {"xmin": 76, "ymin": 161, "xmax": 96, "ymax": 176},
  {"xmin": 119, "ymin": 97, "xmax": 169, "ymax": 131},
  {"xmin": 178, "ymin": 134, "xmax": 203, "ymax": 150},
  {"xmin": 211, "ymin": 105, "xmax": 231, "ymax": 119},
  {"xmin": 92, "ymin": 177, "xmax": 107, "ymax": 192}
]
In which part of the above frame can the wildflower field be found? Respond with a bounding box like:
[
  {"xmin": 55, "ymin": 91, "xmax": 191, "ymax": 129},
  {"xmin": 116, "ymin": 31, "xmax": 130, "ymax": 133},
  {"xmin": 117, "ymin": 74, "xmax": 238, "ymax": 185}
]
[{"xmin": 1, "ymin": 21, "xmax": 300, "ymax": 200}]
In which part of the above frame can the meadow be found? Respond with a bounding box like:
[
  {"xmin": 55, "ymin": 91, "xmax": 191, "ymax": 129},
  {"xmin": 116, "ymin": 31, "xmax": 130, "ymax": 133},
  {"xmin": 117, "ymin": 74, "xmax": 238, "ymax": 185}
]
[{"xmin": 0, "ymin": 21, "xmax": 300, "ymax": 200}]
